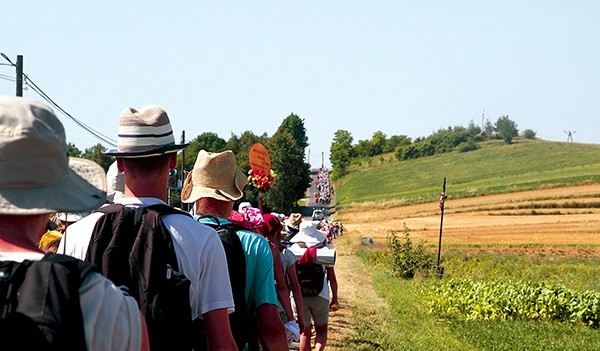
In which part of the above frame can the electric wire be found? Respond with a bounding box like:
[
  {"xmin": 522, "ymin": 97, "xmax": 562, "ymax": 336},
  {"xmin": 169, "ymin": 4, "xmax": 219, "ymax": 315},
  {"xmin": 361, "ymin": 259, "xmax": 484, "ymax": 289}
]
[
  {"xmin": 23, "ymin": 73, "xmax": 117, "ymax": 147},
  {"xmin": 1, "ymin": 53, "xmax": 117, "ymax": 147}
]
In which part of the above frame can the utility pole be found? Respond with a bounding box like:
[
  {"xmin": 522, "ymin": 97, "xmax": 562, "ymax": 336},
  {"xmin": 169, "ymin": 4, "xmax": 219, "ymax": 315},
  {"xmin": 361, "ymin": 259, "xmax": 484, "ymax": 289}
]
[
  {"xmin": 1, "ymin": 53, "xmax": 23, "ymax": 96},
  {"xmin": 16, "ymin": 55, "xmax": 23, "ymax": 97},
  {"xmin": 481, "ymin": 109, "xmax": 485, "ymax": 131}
]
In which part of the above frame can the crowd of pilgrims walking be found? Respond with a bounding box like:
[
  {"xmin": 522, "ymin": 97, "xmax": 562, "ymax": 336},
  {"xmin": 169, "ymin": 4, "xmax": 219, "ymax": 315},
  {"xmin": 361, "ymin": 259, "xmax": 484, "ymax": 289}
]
[
  {"xmin": 0, "ymin": 96, "xmax": 339, "ymax": 351},
  {"xmin": 313, "ymin": 169, "xmax": 334, "ymax": 205}
]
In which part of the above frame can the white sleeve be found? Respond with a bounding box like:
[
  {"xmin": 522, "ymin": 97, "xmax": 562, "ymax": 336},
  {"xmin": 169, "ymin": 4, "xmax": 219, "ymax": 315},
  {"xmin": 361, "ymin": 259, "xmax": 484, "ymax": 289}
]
[{"xmin": 79, "ymin": 272, "xmax": 143, "ymax": 351}]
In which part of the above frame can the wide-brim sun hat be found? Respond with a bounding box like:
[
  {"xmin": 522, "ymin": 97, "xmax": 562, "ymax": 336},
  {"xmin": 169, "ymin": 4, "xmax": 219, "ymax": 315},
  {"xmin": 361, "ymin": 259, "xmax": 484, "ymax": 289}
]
[
  {"xmin": 0, "ymin": 96, "xmax": 107, "ymax": 215},
  {"xmin": 290, "ymin": 220, "xmax": 327, "ymax": 247},
  {"xmin": 103, "ymin": 105, "xmax": 188, "ymax": 158},
  {"xmin": 181, "ymin": 149, "xmax": 246, "ymax": 203}
]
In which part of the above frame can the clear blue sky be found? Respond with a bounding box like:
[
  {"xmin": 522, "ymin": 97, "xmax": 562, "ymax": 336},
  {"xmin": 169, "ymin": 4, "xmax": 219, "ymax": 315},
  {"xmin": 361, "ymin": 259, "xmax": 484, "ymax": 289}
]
[{"xmin": 2, "ymin": 2, "xmax": 599, "ymax": 169}]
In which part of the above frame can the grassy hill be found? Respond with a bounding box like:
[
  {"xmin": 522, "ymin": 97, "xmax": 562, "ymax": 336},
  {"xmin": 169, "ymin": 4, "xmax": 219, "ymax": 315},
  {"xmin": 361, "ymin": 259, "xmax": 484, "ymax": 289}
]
[{"xmin": 334, "ymin": 139, "xmax": 600, "ymax": 206}]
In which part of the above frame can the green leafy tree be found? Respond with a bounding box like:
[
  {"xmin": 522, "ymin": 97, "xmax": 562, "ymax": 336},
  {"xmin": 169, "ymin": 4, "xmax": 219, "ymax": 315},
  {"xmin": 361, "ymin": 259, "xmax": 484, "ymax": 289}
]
[
  {"xmin": 330, "ymin": 130, "xmax": 354, "ymax": 179},
  {"xmin": 82, "ymin": 143, "xmax": 113, "ymax": 171},
  {"xmin": 354, "ymin": 139, "xmax": 373, "ymax": 158},
  {"xmin": 370, "ymin": 131, "xmax": 387, "ymax": 156},
  {"xmin": 265, "ymin": 131, "xmax": 310, "ymax": 213},
  {"xmin": 384, "ymin": 135, "xmax": 411, "ymax": 153},
  {"xmin": 522, "ymin": 129, "xmax": 537, "ymax": 139},
  {"xmin": 67, "ymin": 142, "xmax": 82, "ymax": 157},
  {"xmin": 277, "ymin": 113, "xmax": 308, "ymax": 149},
  {"xmin": 494, "ymin": 115, "xmax": 519, "ymax": 144},
  {"xmin": 182, "ymin": 132, "xmax": 227, "ymax": 171}
]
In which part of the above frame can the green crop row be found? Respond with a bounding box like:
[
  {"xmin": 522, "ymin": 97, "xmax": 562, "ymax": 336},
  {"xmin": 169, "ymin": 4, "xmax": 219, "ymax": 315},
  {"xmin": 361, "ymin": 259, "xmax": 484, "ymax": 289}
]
[{"xmin": 422, "ymin": 279, "xmax": 600, "ymax": 328}]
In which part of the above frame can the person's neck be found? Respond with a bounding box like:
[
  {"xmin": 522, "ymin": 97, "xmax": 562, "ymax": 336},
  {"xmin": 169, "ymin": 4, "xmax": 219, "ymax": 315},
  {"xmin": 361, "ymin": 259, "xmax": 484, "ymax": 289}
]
[
  {"xmin": 195, "ymin": 198, "xmax": 233, "ymax": 218},
  {"xmin": 0, "ymin": 215, "xmax": 47, "ymax": 253},
  {"xmin": 123, "ymin": 183, "xmax": 168, "ymax": 202}
]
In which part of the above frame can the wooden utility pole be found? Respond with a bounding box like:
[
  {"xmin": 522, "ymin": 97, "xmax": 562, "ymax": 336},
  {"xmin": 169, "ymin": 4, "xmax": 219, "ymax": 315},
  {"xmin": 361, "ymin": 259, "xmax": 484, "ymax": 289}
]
[{"xmin": 16, "ymin": 55, "xmax": 23, "ymax": 97}]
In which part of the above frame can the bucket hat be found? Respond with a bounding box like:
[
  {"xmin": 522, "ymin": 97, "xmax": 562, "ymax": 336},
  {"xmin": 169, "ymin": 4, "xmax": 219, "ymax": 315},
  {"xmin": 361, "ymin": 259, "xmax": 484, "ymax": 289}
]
[
  {"xmin": 0, "ymin": 96, "xmax": 106, "ymax": 215},
  {"xmin": 181, "ymin": 150, "xmax": 246, "ymax": 203},
  {"xmin": 103, "ymin": 105, "xmax": 188, "ymax": 158},
  {"xmin": 290, "ymin": 220, "xmax": 327, "ymax": 247}
]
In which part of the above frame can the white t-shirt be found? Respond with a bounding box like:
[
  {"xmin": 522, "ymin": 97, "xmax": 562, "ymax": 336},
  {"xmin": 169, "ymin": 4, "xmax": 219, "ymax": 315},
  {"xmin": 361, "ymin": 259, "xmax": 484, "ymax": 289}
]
[
  {"xmin": 58, "ymin": 197, "xmax": 234, "ymax": 319},
  {"xmin": 0, "ymin": 251, "xmax": 142, "ymax": 351}
]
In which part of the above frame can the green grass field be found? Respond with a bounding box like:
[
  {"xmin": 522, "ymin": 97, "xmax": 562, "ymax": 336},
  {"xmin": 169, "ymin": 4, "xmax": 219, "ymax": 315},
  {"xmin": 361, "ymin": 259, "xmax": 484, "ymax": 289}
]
[{"xmin": 335, "ymin": 139, "xmax": 600, "ymax": 205}]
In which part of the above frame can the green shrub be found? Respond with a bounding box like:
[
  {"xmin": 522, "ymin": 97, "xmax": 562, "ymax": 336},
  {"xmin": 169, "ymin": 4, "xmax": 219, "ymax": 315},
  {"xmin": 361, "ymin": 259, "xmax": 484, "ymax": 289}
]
[{"xmin": 387, "ymin": 224, "xmax": 436, "ymax": 279}]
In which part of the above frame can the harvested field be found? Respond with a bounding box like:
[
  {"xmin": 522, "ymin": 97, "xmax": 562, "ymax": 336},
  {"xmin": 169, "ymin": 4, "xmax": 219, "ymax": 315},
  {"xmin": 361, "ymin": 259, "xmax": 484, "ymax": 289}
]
[{"xmin": 324, "ymin": 184, "xmax": 600, "ymax": 350}]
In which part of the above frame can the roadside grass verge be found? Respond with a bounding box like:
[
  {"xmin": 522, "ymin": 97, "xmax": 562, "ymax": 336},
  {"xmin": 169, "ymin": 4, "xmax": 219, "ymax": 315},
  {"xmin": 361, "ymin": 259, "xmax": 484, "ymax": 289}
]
[{"xmin": 354, "ymin": 246, "xmax": 600, "ymax": 350}]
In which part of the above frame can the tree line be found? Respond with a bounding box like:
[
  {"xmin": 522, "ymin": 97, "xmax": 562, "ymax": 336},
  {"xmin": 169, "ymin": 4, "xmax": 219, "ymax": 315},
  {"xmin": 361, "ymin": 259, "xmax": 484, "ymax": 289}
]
[
  {"xmin": 68, "ymin": 113, "xmax": 312, "ymax": 214},
  {"xmin": 330, "ymin": 115, "xmax": 536, "ymax": 179}
]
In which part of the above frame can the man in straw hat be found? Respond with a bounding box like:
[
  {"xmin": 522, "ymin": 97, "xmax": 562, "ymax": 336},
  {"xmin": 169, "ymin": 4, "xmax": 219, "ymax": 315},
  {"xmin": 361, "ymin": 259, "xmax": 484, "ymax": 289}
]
[
  {"xmin": 0, "ymin": 96, "xmax": 149, "ymax": 350},
  {"xmin": 182, "ymin": 149, "xmax": 289, "ymax": 351},
  {"xmin": 59, "ymin": 105, "xmax": 236, "ymax": 350}
]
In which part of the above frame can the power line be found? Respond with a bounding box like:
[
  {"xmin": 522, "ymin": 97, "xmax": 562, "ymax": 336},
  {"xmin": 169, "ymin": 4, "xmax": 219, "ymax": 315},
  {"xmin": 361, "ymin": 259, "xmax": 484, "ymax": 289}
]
[
  {"xmin": 1, "ymin": 53, "xmax": 117, "ymax": 147},
  {"xmin": 23, "ymin": 74, "xmax": 117, "ymax": 146}
]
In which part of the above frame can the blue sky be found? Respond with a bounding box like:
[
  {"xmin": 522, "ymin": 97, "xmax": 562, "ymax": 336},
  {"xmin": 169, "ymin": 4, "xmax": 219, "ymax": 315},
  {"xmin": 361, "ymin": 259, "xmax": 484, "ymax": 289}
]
[{"xmin": 2, "ymin": 2, "xmax": 599, "ymax": 168}]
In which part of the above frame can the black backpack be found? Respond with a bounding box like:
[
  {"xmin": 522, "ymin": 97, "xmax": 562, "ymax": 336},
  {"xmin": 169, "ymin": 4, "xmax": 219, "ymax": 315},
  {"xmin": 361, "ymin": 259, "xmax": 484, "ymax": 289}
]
[
  {"xmin": 296, "ymin": 263, "xmax": 325, "ymax": 297},
  {"xmin": 85, "ymin": 203, "xmax": 193, "ymax": 351},
  {"xmin": 197, "ymin": 215, "xmax": 249, "ymax": 351},
  {"xmin": 0, "ymin": 253, "xmax": 97, "ymax": 351}
]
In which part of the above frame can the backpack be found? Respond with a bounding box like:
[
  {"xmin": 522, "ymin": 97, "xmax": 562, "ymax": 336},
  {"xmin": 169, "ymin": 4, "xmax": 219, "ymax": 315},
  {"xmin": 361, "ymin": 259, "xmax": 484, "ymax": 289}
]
[
  {"xmin": 0, "ymin": 253, "xmax": 97, "ymax": 351},
  {"xmin": 296, "ymin": 263, "xmax": 325, "ymax": 297},
  {"xmin": 85, "ymin": 203, "xmax": 193, "ymax": 351},
  {"xmin": 197, "ymin": 215, "xmax": 249, "ymax": 351}
]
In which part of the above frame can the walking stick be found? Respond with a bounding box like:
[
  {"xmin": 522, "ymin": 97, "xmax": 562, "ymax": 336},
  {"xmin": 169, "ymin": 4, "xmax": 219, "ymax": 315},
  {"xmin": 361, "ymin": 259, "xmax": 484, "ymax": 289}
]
[{"xmin": 436, "ymin": 177, "xmax": 447, "ymax": 277}]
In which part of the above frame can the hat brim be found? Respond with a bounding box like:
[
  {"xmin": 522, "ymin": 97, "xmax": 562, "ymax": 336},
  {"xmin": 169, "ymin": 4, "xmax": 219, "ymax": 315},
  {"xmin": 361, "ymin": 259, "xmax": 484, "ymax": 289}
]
[
  {"xmin": 103, "ymin": 143, "xmax": 188, "ymax": 158},
  {"xmin": 0, "ymin": 157, "xmax": 107, "ymax": 215},
  {"xmin": 290, "ymin": 233, "xmax": 322, "ymax": 246},
  {"xmin": 181, "ymin": 168, "xmax": 246, "ymax": 203}
]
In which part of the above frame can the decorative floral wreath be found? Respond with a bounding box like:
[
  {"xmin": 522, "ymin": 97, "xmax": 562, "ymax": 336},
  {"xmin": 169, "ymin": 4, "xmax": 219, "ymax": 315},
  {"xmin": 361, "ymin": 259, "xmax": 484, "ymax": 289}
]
[{"xmin": 248, "ymin": 168, "xmax": 276, "ymax": 191}]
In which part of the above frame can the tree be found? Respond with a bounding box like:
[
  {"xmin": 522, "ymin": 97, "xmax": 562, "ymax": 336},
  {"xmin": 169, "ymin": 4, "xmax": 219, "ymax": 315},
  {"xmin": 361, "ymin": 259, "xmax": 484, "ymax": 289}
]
[
  {"xmin": 370, "ymin": 131, "xmax": 387, "ymax": 156},
  {"xmin": 330, "ymin": 130, "xmax": 354, "ymax": 179},
  {"xmin": 67, "ymin": 142, "xmax": 82, "ymax": 157},
  {"xmin": 522, "ymin": 129, "xmax": 537, "ymax": 139},
  {"xmin": 265, "ymin": 131, "xmax": 310, "ymax": 213},
  {"xmin": 82, "ymin": 143, "xmax": 113, "ymax": 171},
  {"xmin": 384, "ymin": 135, "xmax": 411, "ymax": 153},
  {"xmin": 183, "ymin": 132, "xmax": 227, "ymax": 171},
  {"xmin": 277, "ymin": 113, "xmax": 308, "ymax": 149},
  {"xmin": 494, "ymin": 116, "xmax": 519, "ymax": 144}
]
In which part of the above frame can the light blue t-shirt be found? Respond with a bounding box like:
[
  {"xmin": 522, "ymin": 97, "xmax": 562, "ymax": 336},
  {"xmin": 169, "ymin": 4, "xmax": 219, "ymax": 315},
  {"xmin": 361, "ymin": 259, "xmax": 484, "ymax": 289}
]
[{"xmin": 196, "ymin": 216, "xmax": 279, "ymax": 311}]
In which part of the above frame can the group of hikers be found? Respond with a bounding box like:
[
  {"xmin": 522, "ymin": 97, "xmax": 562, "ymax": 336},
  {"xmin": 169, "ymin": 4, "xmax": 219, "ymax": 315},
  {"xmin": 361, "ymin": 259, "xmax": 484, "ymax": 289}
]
[
  {"xmin": 313, "ymin": 169, "xmax": 333, "ymax": 205},
  {"xmin": 0, "ymin": 96, "xmax": 338, "ymax": 351}
]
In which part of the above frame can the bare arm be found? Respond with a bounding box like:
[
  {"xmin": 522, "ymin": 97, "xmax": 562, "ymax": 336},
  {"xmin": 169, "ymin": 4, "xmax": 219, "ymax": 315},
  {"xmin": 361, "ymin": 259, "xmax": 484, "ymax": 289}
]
[
  {"xmin": 269, "ymin": 243, "xmax": 295, "ymax": 323},
  {"xmin": 286, "ymin": 263, "xmax": 305, "ymax": 331},
  {"xmin": 326, "ymin": 266, "xmax": 338, "ymax": 307},
  {"xmin": 202, "ymin": 308, "xmax": 238, "ymax": 351},
  {"xmin": 256, "ymin": 303, "xmax": 289, "ymax": 351}
]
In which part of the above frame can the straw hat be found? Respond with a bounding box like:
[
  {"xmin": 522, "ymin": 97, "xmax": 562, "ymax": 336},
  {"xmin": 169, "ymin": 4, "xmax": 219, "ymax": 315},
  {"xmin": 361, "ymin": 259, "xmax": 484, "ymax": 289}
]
[
  {"xmin": 290, "ymin": 220, "xmax": 327, "ymax": 247},
  {"xmin": 103, "ymin": 105, "xmax": 188, "ymax": 158},
  {"xmin": 0, "ymin": 96, "xmax": 106, "ymax": 215},
  {"xmin": 284, "ymin": 213, "xmax": 303, "ymax": 230},
  {"xmin": 181, "ymin": 150, "xmax": 246, "ymax": 203}
]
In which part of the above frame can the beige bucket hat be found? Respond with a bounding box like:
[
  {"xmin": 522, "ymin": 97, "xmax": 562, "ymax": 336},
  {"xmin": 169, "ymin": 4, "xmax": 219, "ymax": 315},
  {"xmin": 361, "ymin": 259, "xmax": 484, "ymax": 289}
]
[
  {"xmin": 181, "ymin": 149, "xmax": 246, "ymax": 203},
  {"xmin": 103, "ymin": 104, "xmax": 188, "ymax": 158},
  {"xmin": 0, "ymin": 96, "xmax": 106, "ymax": 215}
]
